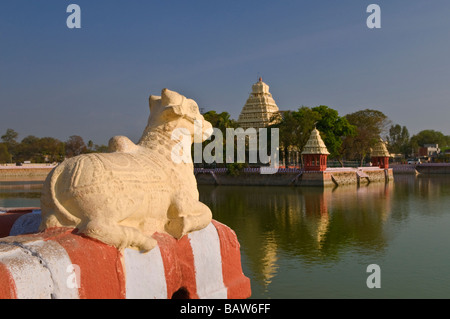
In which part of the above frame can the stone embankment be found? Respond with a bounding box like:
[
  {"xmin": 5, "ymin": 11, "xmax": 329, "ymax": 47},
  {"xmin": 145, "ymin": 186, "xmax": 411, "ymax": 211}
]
[
  {"xmin": 0, "ymin": 164, "xmax": 56, "ymax": 179},
  {"xmin": 415, "ymin": 163, "xmax": 450, "ymax": 174},
  {"xmin": 390, "ymin": 164, "xmax": 419, "ymax": 175},
  {"xmin": 390, "ymin": 163, "xmax": 450, "ymax": 175},
  {"xmin": 195, "ymin": 167, "xmax": 393, "ymax": 187}
]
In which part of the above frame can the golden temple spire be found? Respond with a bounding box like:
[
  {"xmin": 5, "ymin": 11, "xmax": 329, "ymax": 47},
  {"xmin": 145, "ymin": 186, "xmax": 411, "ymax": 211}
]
[{"xmin": 237, "ymin": 78, "xmax": 280, "ymax": 129}]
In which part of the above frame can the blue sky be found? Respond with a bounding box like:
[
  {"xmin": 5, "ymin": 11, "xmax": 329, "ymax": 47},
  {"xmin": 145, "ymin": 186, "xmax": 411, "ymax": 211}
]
[{"xmin": 1, "ymin": 1, "xmax": 449, "ymax": 145}]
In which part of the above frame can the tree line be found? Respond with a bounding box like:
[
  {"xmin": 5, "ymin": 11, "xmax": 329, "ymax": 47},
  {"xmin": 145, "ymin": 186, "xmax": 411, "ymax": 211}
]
[
  {"xmin": 1, "ymin": 106, "xmax": 449, "ymax": 165},
  {"xmin": 202, "ymin": 107, "xmax": 450, "ymax": 166},
  {"xmin": 0, "ymin": 129, "xmax": 108, "ymax": 164}
]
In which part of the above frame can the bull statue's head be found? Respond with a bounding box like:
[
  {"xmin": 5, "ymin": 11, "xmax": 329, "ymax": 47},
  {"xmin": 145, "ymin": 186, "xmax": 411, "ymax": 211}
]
[{"xmin": 141, "ymin": 88, "xmax": 213, "ymax": 144}]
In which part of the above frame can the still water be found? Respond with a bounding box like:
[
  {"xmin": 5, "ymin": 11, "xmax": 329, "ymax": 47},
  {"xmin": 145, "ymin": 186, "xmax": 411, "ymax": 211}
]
[{"xmin": 1, "ymin": 175, "xmax": 450, "ymax": 298}]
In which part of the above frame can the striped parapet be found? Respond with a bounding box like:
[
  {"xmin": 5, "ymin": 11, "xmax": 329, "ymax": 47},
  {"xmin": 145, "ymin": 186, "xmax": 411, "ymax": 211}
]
[{"xmin": 0, "ymin": 210, "xmax": 251, "ymax": 299}]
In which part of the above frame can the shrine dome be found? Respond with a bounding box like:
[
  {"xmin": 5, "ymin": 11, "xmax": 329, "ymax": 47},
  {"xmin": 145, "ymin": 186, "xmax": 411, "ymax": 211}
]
[{"xmin": 301, "ymin": 128, "xmax": 330, "ymax": 155}]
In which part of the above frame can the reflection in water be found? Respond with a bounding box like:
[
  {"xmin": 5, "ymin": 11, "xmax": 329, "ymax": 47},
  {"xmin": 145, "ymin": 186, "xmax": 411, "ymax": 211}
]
[
  {"xmin": 260, "ymin": 231, "xmax": 278, "ymax": 292},
  {"xmin": 0, "ymin": 178, "xmax": 44, "ymax": 208},
  {"xmin": 201, "ymin": 183, "xmax": 393, "ymax": 258},
  {"xmin": 199, "ymin": 182, "xmax": 395, "ymax": 296},
  {"xmin": 199, "ymin": 175, "xmax": 450, "ymax": 298}
]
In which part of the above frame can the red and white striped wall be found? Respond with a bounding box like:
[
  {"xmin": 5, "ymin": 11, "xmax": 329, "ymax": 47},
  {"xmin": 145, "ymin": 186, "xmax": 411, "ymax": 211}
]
[{"xmin": 0, "ymin": 209, "xmax": 251, "ymax": 299}]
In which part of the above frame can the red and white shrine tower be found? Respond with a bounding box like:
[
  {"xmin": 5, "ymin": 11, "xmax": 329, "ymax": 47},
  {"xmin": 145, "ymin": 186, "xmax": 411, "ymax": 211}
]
[
  {"xmin": 301, "ymin": 128, "xmax": 330, "ymax": 172},
  {"xmin": 371, "ymin": 138, "xmax": 391, "ymax": 169}
]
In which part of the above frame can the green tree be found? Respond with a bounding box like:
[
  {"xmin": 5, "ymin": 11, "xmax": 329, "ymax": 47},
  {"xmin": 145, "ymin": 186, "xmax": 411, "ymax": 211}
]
[
  {"xmin": 1, "ymin": 128, "xmax": 19, "ymax": 145},
  {"xmin": 312, "ymin": 105, "xmax": 356, "ymax": 163},
  {"xmin": 292, "ymin": 107, "xmax": 322, "ymax": 155},
  {"xmin": 200, "ymin": 111, "xmax": 238, "ymax": 166},
  {"xmin": 273, "ymin": 106, "xmax": 355, "ymax": 166},
  {"xmin": 15, "ymin": 135, "xmax": 40, "ymax": 162},
  {"xmin": 12, "ymin": 136, "xmax": 65, "ymax": 163},
  {"xmin": 270, "ymin": 110, "xmax": 313, "ymax": 164},
  {"xmin": 386, "ymin": 124, "xmax": 411, "ymax": 158},
  {"xmin": 343, "ymin": 109, "xmax": 391, "ymax": 166},
  {"xmin": 0, "ymin": 143, "xmax": 11, "ymax": 164},
  {"xmin": 94, "ymin": 144, "xmax": 109, "ymax": 153},
  {"xmin": 203, "ymin": 111, "xmax": 238, "ymax": 132},
  {"xmin": 87, "ymin": 140, "xmax": 94, "ymax": 151},
  {"xmin": 39, "ymin": 137, "xmax": 65, "ymax": 162},
  {"xmin": 1, "ymin": 128, "xmax": 19, "ymax": 161},
  {"xmin": 65, "ymin": 135, "xmax": 87, "ymax": 157},
  {"xmin": 410, "ymin": 130, "xmax": 448, "ymax": 152}
]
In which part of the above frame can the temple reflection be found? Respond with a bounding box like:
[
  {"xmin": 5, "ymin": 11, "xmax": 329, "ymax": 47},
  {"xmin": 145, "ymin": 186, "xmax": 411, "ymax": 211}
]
[
  {"xmin": 259, "ymin": 231, "xmax": 278, "ymax": 291},
  {"xmin": 199, "ymin": 181, "xmax": 396, "ymax": 294},
  {"xmin": 303, "ymin": 189, "xmax": 329, "ymax": 249}
]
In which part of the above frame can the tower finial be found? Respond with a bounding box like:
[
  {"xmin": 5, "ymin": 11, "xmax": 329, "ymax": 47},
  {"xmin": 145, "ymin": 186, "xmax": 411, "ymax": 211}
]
[{"xmin": 259, "ymin": 76, "xmax": 262, "ymax": 82}]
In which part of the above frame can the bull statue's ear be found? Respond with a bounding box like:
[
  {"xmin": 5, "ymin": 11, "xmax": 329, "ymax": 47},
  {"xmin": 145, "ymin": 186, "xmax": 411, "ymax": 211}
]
[
  {"xmin": 149, "ymin": 95, "xmax": 161, "ymax": 113},
  {"xmin": 161, "ymin": 88, "xmax": 184, "ymax": 107},
  {"xmin": 161, "ymin": 88, "xmax": 186, "ymax": 116}
]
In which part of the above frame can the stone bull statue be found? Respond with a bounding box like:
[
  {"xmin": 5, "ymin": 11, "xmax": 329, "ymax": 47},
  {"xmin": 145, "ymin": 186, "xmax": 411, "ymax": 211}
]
[{"xmin": 39, "ymin": 89, "xmax": 213, "ymax": 252}]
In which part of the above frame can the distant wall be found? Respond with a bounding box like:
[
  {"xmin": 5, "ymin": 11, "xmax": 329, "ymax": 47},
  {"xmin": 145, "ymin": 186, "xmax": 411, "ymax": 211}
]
[
  {"xmin": 391, "ymin": 165, "xmax": 418, "ymax": 175},
  {"xmin": 391, "ymin": 163, "xmax": 450, "ymax": 175},
  {"xmin": 195, "ymin": 168, "xmax": 391, "ymax": 187},
  {"xmin": 416, "ymin": 164, "xmax": 450, "ymax": 174},
  {"xmin": 0, "ymin": 166, "xmax": 54, "ymax": 178},
  {"xmin": 195, "ymin": 171, "xmax": 301, "ymax": 186}
]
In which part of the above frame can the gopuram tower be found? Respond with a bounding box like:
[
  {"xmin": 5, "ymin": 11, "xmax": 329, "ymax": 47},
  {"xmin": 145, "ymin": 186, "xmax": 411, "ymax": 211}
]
[{"xmin": 237, "ymin": 77, "xmax": 280, "ymax": 129}]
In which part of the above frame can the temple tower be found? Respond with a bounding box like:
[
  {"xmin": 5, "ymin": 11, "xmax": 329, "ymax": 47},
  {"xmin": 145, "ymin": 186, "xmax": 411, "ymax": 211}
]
[
  {"xmin": 237, "ymin": 77, "xmax": 280, "ymax": 129},
  {"xmin": 302, "ymin": 128, "xmax": 330, "ymax": 172}
]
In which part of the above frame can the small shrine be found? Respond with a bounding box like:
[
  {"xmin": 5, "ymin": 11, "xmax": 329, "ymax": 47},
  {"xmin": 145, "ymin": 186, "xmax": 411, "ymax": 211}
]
[
  {"xmin": 371, "ymin": 138, "xmax": 391, "ymax": 169},
  {"xmin": 302, "ymin": 128, "xmax": 330, "ymax": 171}
]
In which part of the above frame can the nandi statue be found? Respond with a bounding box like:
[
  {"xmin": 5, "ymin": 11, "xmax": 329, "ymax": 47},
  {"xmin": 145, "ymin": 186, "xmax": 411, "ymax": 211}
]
[{"xmin": 39, "ymin": 88, "xmax": 213, "ymax": 252}]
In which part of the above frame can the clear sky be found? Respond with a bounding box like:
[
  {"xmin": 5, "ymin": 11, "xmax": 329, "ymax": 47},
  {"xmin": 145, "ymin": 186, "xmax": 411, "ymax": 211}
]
[{"xmin": 1, "ymin": 1, "xmax": 449, "ymax": 145}]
